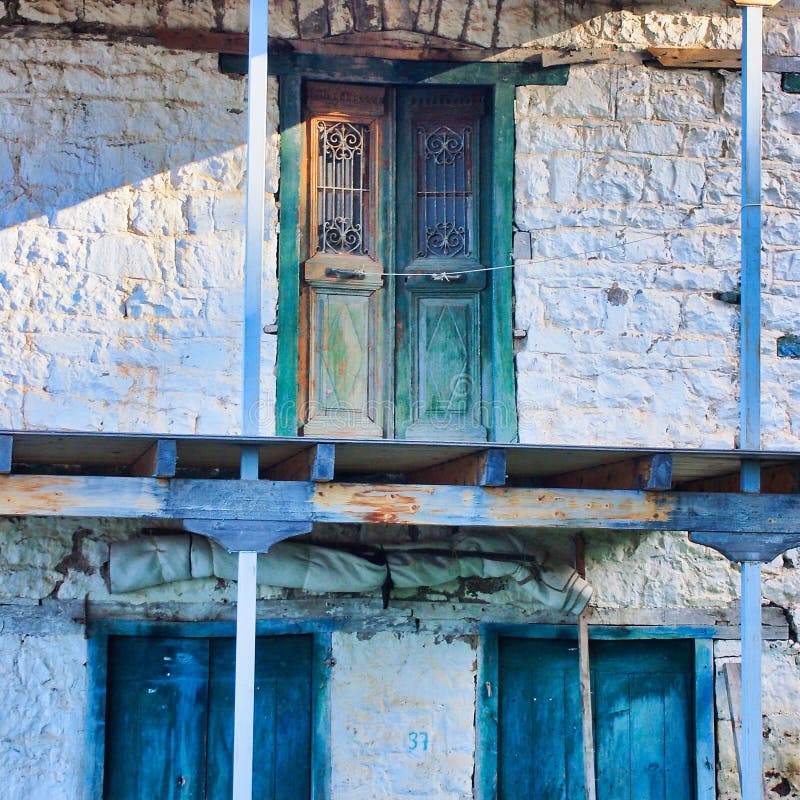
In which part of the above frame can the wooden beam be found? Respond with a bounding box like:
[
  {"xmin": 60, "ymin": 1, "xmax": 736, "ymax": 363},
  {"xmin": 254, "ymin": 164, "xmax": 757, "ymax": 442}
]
[
  {"xmin": 129, "ymin": 439, "xmax": 177, "ymax": 478},
  {"xmin": 649, "ymin": 46, "xmax": 800, "ymax": 73},
  {"xmin": 410, "ymin": 448, "xmax": 506, "ymax": 486},
  {"xmin": 4, "ymin": 475, "xmax": 800, "ymax": 534},
  {"xmin": 0, "ymin": 434, "xmax": 11, "ymax": 474},
  {"xmin": 544, "ymin": 454, "xmax": 672, "ymax": 491},
  {"xmin": 264, "ymin": 444, "xmax": 335, "ymax": 482},
  {"xmin": 679, "ymin": 463, "xmax": 800, "ymax": 494},
  {"xmin": 724, "ymin": 661, "xmax": 746, "ymax": 792}
]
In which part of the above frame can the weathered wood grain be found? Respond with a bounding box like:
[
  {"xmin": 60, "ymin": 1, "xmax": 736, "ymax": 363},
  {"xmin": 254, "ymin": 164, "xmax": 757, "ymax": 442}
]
[
  {"xmin": 4, "ymin": 475, "xmax": 800, "ymax": 534},
  {"xmin": 410, "ymin": 448, "xmax": 507, "ymax": 486},
  {"xmin": 264, "ymin": 443, "xmax": 335, "ymax": 482},
  {"xmin": 545, "ymin": 454, "xmax": 673, "ymax": 491},
  {"xmin": 129, "ymin": 439, "xmax": 177, "ymax": 478}
]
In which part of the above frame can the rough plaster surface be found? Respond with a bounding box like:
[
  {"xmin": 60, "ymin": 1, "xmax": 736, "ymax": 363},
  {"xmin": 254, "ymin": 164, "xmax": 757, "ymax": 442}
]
[
  {"xmin": 0, "ymin": 633, "xmax": 87, "ymax": 800},
  {"xmin": 514, "ymin": 65, "xmax": 800, "ymax": 448},
  {"xmin": 0, "ymin": 39, "xmax": 280, "ymax": 434},
  {"xmin": 6, "ymin": 0, "xmax": 800, "ymax": 54},
  {"xmin": 0, "ymin": 1, "xmax": 799, "ymax": 797},
  {"xmin": 2, "ymin": 519, "xmax": 800, "ymax": 797}
]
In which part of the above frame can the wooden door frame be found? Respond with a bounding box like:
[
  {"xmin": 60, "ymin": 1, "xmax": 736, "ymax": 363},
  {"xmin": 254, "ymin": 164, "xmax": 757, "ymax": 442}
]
[
  {"xmin": 84, "ymin": 620, "xmax": 332, "ymax": 800},
  {"xmin": 476, "ymin": 625, "xmax": 716, "ymax": 800},
  {"xmin": 274, "ymin": 58, "xmax": 569, "ymax": 440}
]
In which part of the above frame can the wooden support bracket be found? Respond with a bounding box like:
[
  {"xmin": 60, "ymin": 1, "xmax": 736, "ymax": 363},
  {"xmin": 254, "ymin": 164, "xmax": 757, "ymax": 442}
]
[
  {"xmin": 409, "ymin": 448, "xmax": 507, "ymax": 486},
  {"xmin": 690, "ymin": 531, "xmax": 800, "ymax": 562},
  {"xmin": 183, "ymin": 518, "xmax": 313, "ymax": 553},
  {"xmin": 264, "ymin": 443, "xmax": 335, "ymax": 482},
  {"xmin": 0, "ymin": 434, "xmax": 12, "ymax": 474},
  {"xmin": 129, "ymin": 439, "xmax": 177, "ymax": 478},
  {"xmin": 545, "ymin": 453, "xmax": 672, "ymax": 491}
]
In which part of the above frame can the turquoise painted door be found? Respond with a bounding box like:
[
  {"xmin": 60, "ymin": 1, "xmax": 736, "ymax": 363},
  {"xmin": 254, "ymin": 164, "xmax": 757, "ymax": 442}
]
[
  {"xmin": 498, "ymin": 638, "xmax": 695, "ymax": 800},
  {"xmin": 104, "ymin": 635, "xmax": 312, "ymax": 800}
]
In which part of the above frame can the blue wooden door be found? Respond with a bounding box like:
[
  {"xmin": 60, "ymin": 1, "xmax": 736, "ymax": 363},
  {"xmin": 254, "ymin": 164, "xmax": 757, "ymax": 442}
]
[
  {"xmin": 498, "ymin": 638, "xmax": 695, "ymax": 800},
  {"xmin": 104, "ymin": 635, "xmax": 312, "ymax": 800}
]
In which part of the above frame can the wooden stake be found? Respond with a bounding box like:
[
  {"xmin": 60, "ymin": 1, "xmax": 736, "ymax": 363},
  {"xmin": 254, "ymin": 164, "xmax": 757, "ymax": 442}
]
[{"xmin": 575, "ymin": 535, "xmax": 597, "ymax": 800}]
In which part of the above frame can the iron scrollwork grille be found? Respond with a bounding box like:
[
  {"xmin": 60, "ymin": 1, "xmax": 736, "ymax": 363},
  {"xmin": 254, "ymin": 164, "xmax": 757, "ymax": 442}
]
[
  {"xmin": 417, "ymin": 124, "xmax": 473, "ymax": 259},
  {"xmin": 316, "ymin": 120, "xmax": 370, "ymax": 255}
]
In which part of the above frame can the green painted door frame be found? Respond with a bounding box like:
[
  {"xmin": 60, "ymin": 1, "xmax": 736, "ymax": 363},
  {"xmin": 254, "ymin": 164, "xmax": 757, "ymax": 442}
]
[{"xmin": 275, "ymin": 57, "xmax": 569, "ymax": 440}]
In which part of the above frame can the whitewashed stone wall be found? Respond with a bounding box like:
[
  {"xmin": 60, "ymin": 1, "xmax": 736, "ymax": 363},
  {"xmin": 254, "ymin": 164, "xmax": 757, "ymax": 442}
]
[
  {"xmin": 0, "ymin": 38, "xmax": 280, "ymax": 434},
  {"xmin": 514, "ymin": 65, "xmax": 800, "ymax": 449},
  {"xmin": 2, "ymin": 518, "xmax": 800, "ymax": 798}
]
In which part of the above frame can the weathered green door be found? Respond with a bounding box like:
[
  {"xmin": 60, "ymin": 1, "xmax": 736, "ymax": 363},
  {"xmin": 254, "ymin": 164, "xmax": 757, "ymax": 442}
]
[
  {"xmin": 498, "ymin": 638, "xmax": 695, "ymax": 800},
  {"xmin": 395, "ymin": 87, "xmax": 490, "ymax": 441},
  {"xmin": 104, "ymin": 635, "xmax": 312, "ymax": 800}
]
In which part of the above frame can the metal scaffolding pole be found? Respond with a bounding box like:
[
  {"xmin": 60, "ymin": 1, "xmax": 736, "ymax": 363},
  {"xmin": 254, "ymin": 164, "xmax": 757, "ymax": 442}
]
[
  {"xmin": 739, "ymin": 5, "xmax": 764, "ymax": 799},
  {"xmin": 233, "ymin": 1, "xmax": 269, "ymax": 799}
]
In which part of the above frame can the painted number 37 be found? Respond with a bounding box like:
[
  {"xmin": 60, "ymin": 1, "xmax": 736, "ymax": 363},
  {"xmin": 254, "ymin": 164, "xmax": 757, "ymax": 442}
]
[{"xmin": 407, "ymin": 731, "xmax": 429, "ymax": 751}]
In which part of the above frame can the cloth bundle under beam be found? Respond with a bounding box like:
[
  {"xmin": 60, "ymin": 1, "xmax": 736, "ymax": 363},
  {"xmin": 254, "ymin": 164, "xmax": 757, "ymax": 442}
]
[{"xmin": 109, "ymin": 531, "xmax": 593, "ymax": 615}]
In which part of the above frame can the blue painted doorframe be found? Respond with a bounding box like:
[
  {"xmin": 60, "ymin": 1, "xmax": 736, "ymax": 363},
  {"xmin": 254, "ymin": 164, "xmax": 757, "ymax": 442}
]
[
  {"xmin": 85, "ymin": 621, "xmax": 332, "ymax": 800},
  {"xmin": 476, "ymin": 626, "xmax": 715, "ymax": 800}
]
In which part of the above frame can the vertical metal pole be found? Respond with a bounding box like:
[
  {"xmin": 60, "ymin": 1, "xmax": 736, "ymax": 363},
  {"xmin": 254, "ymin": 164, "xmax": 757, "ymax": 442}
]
[
  {"xmin": 740, "ymin": 561, "xmax": 763, "ymax": 800},
  {"xmin": 234, "ymin": 3, "xmax": 269, "ymax": 800},
  {"xmin": 739, "ymin": 8, "xmax": 764, "ymax": 800},
  {"xmin": 242, "ymin": 0, "xmax": 269, "ymax": 435},
  {"xmin": 739, "ymin": 3, "xmax": 762, "ymax": 457},
  {"xmin": 233, "ymin": 548, "xmax": 258, "ymax": 800}
]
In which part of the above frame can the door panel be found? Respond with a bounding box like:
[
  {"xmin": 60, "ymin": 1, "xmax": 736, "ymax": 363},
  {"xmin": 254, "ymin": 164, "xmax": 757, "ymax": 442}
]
[
  {"xmin": 395, "ymin": 88, "xmax": 489, "ymax": 441},
  {"xmin": 498, "ymin": 638, "xmax": 695, "ymax": 800},
  {"xmin": 206, "ymin": 636, "xmax": 313, "ymax": 800},
  {"xmin": 104, "ymin": 637, "xmax": 209, "ymax": 800},
  {"xmin": 104, "ymin": 635, "xmax": 313, "ymax": 800},
  {"xmin": 303, "ymin": 279, "xmax": 383, "ymax": 437}
]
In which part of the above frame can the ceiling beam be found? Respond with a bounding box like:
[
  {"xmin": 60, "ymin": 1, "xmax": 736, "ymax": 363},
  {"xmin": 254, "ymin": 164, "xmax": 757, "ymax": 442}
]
[
  {"xmin": 264, "ymin": 443, "xmax": 335, "ymax": 482},
  {"xmin": 543, "ymin": 454, "xmax": 672, "ymax": 491},
  {"xmin": 3, "ymin": 474, "xmax": 800, "ymax": 534},
  {"xmin": 409, "ymin": 448, "xmax": 507, "ymax": 486}
]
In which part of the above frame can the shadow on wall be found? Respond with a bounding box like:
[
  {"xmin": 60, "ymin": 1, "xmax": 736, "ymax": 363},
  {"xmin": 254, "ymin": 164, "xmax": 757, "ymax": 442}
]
[{"xmin": 290, "ymin": 0, "xmax": 735, "ymax": 44}]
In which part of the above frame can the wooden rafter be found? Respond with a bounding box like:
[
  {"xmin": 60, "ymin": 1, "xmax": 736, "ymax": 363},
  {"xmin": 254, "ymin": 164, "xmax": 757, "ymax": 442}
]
[
  {"xmin": 544, "ymin": 454, "xmax": 673, "ymax": 492},
  {"xmin": 409, "ymin": 449, "xmax": 507, "ymax": 486}
]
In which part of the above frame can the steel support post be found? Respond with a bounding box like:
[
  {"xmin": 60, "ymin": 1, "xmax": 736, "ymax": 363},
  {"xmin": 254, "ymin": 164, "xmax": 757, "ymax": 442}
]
[
  {"xmin": 233, "ymin": 2, "xmax": 269, "ymax": 799},
  {"xmin": 739, "ymin": 7, "xmax": 764, "ymax": 799}
]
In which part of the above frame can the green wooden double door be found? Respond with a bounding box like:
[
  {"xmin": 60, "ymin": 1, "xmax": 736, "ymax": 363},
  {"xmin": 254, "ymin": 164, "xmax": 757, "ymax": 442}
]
[
  {"xmin": 498, "ymin": 638, "xmax": 697, "ymax": 800},
  {"xmin": 103, "ymin": 635, "xmax": 312, "ymax": 800}
]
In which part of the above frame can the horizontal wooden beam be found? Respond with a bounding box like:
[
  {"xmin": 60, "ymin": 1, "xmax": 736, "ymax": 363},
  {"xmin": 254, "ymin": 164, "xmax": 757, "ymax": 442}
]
[
  {"xmin": 649, "ymin": 46, "xmax": 800, "ymax": 72},
  {"xmin": 679, "ymin": 463, "xmax": 800, "ymax": 494},
  {"xmin": 129, "ymin": 439, "xmax": 177, "ymax": 478},
  {"xmin": 3, "ymin": 475, "xmax": 800, "ymax": 534},
  {"xmin": 544, "ymin": 454, "xmax": 672, "ymax": 491},
  {"xmin": 0, "ymin": 435, "xmax": 12, "ymax": 474},
  {"xmin": 264, "ymin": 443, "xmax": 335, "ymax": 482},
  {"xmin": 410, "ymin": 448, "xmax": 506, "ymax": 486}
]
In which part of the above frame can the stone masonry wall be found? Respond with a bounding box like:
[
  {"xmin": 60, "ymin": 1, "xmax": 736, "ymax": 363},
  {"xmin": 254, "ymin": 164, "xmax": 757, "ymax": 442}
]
[
  {"xmin": 2, "ymin": 518, "xmax": 800, "ymax": 798},
  {"xmin": 514, "ymin": 65, "xmax": 800, "ymax": 448},
  {"xmin": 0, "ymin": 2, "xmax": 799, "ymax": 443},
  {"xmin": 0, "ymin": 38, "xmax": 280, "ymax": 434}
]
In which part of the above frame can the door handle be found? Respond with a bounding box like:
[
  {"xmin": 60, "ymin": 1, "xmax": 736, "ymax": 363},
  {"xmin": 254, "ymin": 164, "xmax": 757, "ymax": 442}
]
[{"xmin": 325, "ymin": 267, "xmax": 366, "ymax": 280}]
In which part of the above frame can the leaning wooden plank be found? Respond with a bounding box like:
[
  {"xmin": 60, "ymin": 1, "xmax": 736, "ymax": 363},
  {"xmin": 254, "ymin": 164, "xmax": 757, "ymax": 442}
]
[
  {"xmin": 578, "ymin": 610, "xmax": 597, "ymax": 800},
  {"xmin": 410, "ymin": 449, "xmax": 506, "ymax": 486},
  {"xmin": 5, "ymin": 475, "xmax": 800, "ymax": 533},
  {"xmin": 0, "ymin": 434, "xmax": 12, "ymax": 474},
  {"xmin": 264, "ymin": 444, "xmax": 335, "ymax": 482},
  {"xmin": 545, "ymin": 454, "xmax": 672, "ymax": 491},
  {"xmin": 724, "ymin": 662, "xmax": 745, "ymax": 794},
  {"xmin": 129, "ymin": 439, "xmax": 177, "ymax": 478}
]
